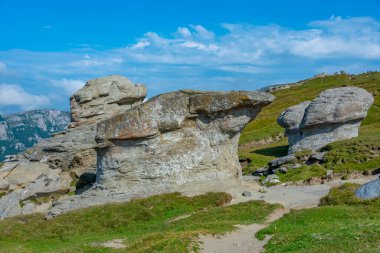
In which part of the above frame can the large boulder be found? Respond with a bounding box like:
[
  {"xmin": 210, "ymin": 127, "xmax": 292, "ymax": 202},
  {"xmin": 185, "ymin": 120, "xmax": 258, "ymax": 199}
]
[
  {"xmin": 355, "ymin": 179, "xmax": 380, "ymax": 199},
  {"xmin": 278, "ymin": 87, "xmax": 374, "ymax": 154},
  {"xmin": 48, "ymin": 90, "xmax": 274, "ymax": 216}
]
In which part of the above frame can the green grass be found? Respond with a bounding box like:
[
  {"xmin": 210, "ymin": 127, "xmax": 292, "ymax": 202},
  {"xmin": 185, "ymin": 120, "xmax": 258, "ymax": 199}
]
[
  {"xmin": 0, "ymin": 192, "xmax": 280, "ymax": 253},
  {"xmin": 257, "ymin": 183, "xmax": 380, "ymax": 253},
  {"xmin": 239, "ymin": 72, "xmax": 380, "ymax": 181}
]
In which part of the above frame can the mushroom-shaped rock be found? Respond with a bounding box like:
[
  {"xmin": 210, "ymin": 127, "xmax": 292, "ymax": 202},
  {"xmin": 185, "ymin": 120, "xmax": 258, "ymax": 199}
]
[
  {"xmin": 71, "ymin": 75, "xmax": 147, "ymax": 125},
  {"xmin": 278, "ymin": 87, "xmax": 374, "ymax": 154},
  {"xmin": 95, "ymin": 90, "xmax": 274, "ymax": 196}
]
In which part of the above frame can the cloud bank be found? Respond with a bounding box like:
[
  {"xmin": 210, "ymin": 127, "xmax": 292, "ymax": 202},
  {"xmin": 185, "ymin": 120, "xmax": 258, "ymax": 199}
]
[{"xmin": 0, "ymin": 16, "xmax": 379, "ymax": 113}]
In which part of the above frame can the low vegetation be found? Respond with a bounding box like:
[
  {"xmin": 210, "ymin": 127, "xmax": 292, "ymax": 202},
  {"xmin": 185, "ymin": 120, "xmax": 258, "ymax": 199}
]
[
  {"xmin": 239, "ymin": 72, "xmax": 380, "ymax": 182},
  {"xmin": 0, "ymin": 192, "xmax": 279, "ymax": 253},
  {"xmin": 257, "ymin": 183, "xmax": 380, "ymax": 252}
]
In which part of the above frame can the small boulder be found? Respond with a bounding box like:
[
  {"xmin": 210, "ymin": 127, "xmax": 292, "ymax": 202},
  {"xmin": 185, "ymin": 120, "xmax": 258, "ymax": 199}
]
[
  {"xmin": 355, "ymin": 179, "xmax": 380, "ymax": 199},
  {"xmin": 264, "ymin": 174, "xmax": 280, "ymax": 184},
  {"xmin": 0, "ymin": 179, "xmax": 10, "ymax": 191},
  {"xmin": 268, "ymin": 155, "xmax": 296, "ymax": 167},
  {"xmin": 242, "ymin": 191, "xmax": 252, "ymax": 197}
]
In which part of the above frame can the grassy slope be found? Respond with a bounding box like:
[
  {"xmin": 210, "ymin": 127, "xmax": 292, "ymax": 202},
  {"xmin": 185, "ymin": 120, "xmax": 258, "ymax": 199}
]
[
  {"xmin": 239, "ymin": 72, "xmax": 380, "ymax": 179},
  {"xmin": 257, "ymin": 184, "xmax": 380, "ymax": 253},
  {"xmin": 0, "ymin": 192, "xmax": 279, "ymax": 253}
]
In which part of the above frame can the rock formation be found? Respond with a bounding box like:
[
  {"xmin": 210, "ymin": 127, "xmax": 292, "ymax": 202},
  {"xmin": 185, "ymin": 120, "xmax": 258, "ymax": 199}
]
[
  {"xmin": 0, "ymin": 76, "xmax": 274, "ymax": 218},
  {"xmin": 278, "ymin": 87, "xmax": 374, "ymax": 154},
  {"xmin": 0, "ymin": 75, "xmax": 146, "ymax": 218}
]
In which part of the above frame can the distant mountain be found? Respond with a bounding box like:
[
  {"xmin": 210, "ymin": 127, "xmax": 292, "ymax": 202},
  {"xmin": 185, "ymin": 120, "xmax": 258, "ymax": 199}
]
[{"xmin": 0, "ymin": 110, "xmax": 70, "ymax": 161}]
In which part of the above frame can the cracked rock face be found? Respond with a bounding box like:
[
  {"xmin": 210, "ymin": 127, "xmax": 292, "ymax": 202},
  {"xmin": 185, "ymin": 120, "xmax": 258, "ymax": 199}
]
[
  {"xmin": 0, "ymin": 75, "xmax": 274, "ymax": 218},
  {"xmin": 71, "ymin": 75, "xmax": 146, "ymax": 125},
  {"xmin": 0, "ymin": 75, "xmax": 146, "ymax": 219},
  {"xmin": 95, "ymin": 90, "xmax": 274, "ymax": 196},
  {"xmin": 278, "ymin": 87, "xmax": 374, "ymax": 154}
]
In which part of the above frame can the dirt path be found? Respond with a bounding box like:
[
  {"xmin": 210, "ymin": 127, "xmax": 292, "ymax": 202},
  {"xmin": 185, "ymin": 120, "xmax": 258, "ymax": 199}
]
[
  {"xmin": 199, "ymin": 208, "xmax": 288, "ymax": 253},
  {"xmin": 197, "ymin": 175, "xmax": 377, "ymax": 253}
]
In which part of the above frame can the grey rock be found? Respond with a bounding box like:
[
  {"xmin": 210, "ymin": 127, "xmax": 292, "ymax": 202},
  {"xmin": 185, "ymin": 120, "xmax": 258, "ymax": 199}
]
[
  {"xmin": 50, "ymin": 89, "xmax": 273, "ymax": 216},
  {"xmin": 242, "ymin": 191, "xmax": 252, "ymax": 197},
  {"xmin": 309, "ymin": 152, "xmax": 327, "ymax": 162},
  {"xmin": 355, "ymin": 179, "xmax": 380, "ymax": 199},
  {"xmin": 71, "ymin": 75, "xmax": 146, "ymax": 125},
  {"xmin": 0, "ymin": 179, "xmax": 9, "ymax": 190},
  {"xmin": 326, "ymin": 170, "xmax": 334, "ymax": 178},
  {"xmin": 288, "ymin": 163, "xmax": 302, "ymax": 169},
  {"xmin": 19, "ymin": 169, "xmax": 71, "ymax": 201},
  {"xmin": 0, "ymin": 191, "xmax": 22, "ymax": 218},
  {"xmin": 279, "ymin": 167, "xmax": 287, "ymax": 174},
  {"xmin": 278, "ymin": 87, "xmax": 374, "ymax": 154},
  {"xmin": 268, "ymin": 155, "xmax": 296, "ymax": 167},
  {"xmin": 264, "ymin": 174, "xmax": 280, "ymax": 184}
]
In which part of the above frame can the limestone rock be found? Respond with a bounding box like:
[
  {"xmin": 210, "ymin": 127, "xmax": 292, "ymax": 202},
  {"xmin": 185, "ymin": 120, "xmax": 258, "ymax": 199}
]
[
  {"xmin": 48, "ymin": 90, "xmax": 273, "ymax": 216},
  {"xmin": 0, "ymin": 179, "xmax": 9, "ymax": 191},
  {"xmin": 278, "ymin": 87, "xmax": 374, "ymax": 154},
  {"xmin": 5, "ymin": 162, "xmax": 50, "ymax": 187},
  {"xmin": 71, "ymin": 75, "xmax": 146, "ymax": 125},
  {"xmin": 95, "ymin": 90, "xmax": 273, "ymax": 193},
  {"xmin": 355, "ymin": 179, "xmax": 380, "ymax": 199},
  {"xmin": 0, "ymin": 191, "xmax": 22, "ymax": 218}
]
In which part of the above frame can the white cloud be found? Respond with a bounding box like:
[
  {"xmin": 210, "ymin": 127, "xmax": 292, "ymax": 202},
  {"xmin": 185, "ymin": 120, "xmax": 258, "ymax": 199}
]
[
  {"xmin": 50, "ymin": 78, "xmax": 85, "ymax": 95},
  {"xmin": 0, "ymin": 84, "xmax": 50, "ymax": 110},
  {"xmin": 0, "ymin": 16, "xmax": 379, "ymax": 113}
]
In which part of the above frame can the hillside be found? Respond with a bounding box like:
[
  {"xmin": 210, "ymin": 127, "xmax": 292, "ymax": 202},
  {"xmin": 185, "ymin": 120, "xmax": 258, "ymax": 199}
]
[
  {"xmin": 239, "ymin": 72, "xmax": 380, "ymax": 180},
  {"xmin": 0, "ymin": 110, "xmax": 70, "ymax": 161}
]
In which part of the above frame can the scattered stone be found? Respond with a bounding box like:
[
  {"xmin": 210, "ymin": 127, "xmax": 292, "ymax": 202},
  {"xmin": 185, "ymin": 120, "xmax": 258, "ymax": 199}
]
[
  {"xmin": 326, "ymin": 170, "xmax": 334, "ymax": 179},
  {"xmin": 258, "ymin": 188, "xmax": 267, "ymax": 193},
  {"xmin": 355, "ymin": 179, "xmax": 380, "ymax": 199},
  {"xmin": 264, "ymin": 175, "xmax": 280, "ymax": 184},
  {"xmin": 288, "ymin": 163, "xmax": 302, "ymax": 169},
  {"xmin": 308, "ymin": 152, "xmax": 327, "ymax": 164},
  {"xmin": 242, "ymin": 191, "xmax": 252, "ymax": 197},
  {"xmin": 278, "ymin": 87, "xmax": 374, "ymax": 154},
  {"xmin": 268, "ymin": 155, "xmax": 296, "ymax": 167},
  {"xmin": 279, "ymin": 167, "xmax": 287, "ymax": 174}
]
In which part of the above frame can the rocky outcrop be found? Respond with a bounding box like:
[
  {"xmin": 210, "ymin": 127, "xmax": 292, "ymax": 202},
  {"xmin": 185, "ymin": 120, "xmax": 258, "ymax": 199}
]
[
  {"xmin": 278, "ymin": 87, "xmax": 374, "ymax": 154},
  {"xmin": 0, "ymin": 76, "xmax": 274, "ymax": 218},
  {"xmin": 95, "ymin": 90, "xmax": 274, "ymax": 193},
  {"xmin": 49, "ymin": 90, "xmax": 274, "ymax": 216},
  {"xmin": 70, "ymin": 75, "xmax": 146, "ymax": 125},
  {"xmin": 0, "ymin": 75, "xmax": 147, "ymax": 219}
]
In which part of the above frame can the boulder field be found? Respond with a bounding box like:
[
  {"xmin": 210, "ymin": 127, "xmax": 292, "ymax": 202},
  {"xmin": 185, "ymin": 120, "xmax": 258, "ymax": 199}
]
[{"xmin": 0, "ymin": 75, "xmax": 274, "ymax": 218}]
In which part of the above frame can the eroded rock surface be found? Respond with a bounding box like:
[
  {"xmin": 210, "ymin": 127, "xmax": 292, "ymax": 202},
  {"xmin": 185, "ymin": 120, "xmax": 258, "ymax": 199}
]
[
  {"xmin": 49, "ymin": 90, "xmax": 274, "ymax": 216},
  {"xmin": 71, "ymin": 75, "xmax": 146, "ymax": 125},
  {"xmin": 278, "ymin": 87, "xmax": 374, "ymax": 154},
  {"xmin": 0, "ymin": 75, "xmax": 146, "ymax": 219}
]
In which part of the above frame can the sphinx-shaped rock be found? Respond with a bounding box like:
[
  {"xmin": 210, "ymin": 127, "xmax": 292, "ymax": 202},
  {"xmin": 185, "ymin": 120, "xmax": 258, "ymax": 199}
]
[
  {"xmin": 48, "ymin": 90, "xmax": 274, "ymax": 216},
  {"xmin": 95, "ymin": 90, "xmax": 274, "ymax": 196},
  {"xmin": 278, "ymin": 87, "xmax": 374, "ymax": 154}
]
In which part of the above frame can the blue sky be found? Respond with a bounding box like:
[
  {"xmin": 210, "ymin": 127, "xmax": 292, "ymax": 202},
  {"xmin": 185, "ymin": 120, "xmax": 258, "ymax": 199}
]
[{"xmin": 0, "ymin": 0, "xmax": 380, "ymax": 113}]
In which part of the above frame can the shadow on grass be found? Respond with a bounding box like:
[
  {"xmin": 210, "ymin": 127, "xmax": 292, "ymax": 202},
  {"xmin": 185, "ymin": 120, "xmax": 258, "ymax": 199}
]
[{"xmin": 252, "ymin": 145, "xmax": 289, "ymax": 157}]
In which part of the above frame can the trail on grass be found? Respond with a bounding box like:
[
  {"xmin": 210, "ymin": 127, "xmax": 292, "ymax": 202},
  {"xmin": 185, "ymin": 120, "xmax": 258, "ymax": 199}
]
[{"xmin": 198, "ymin": 175, "xmax": 377, "ymax": 253}]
